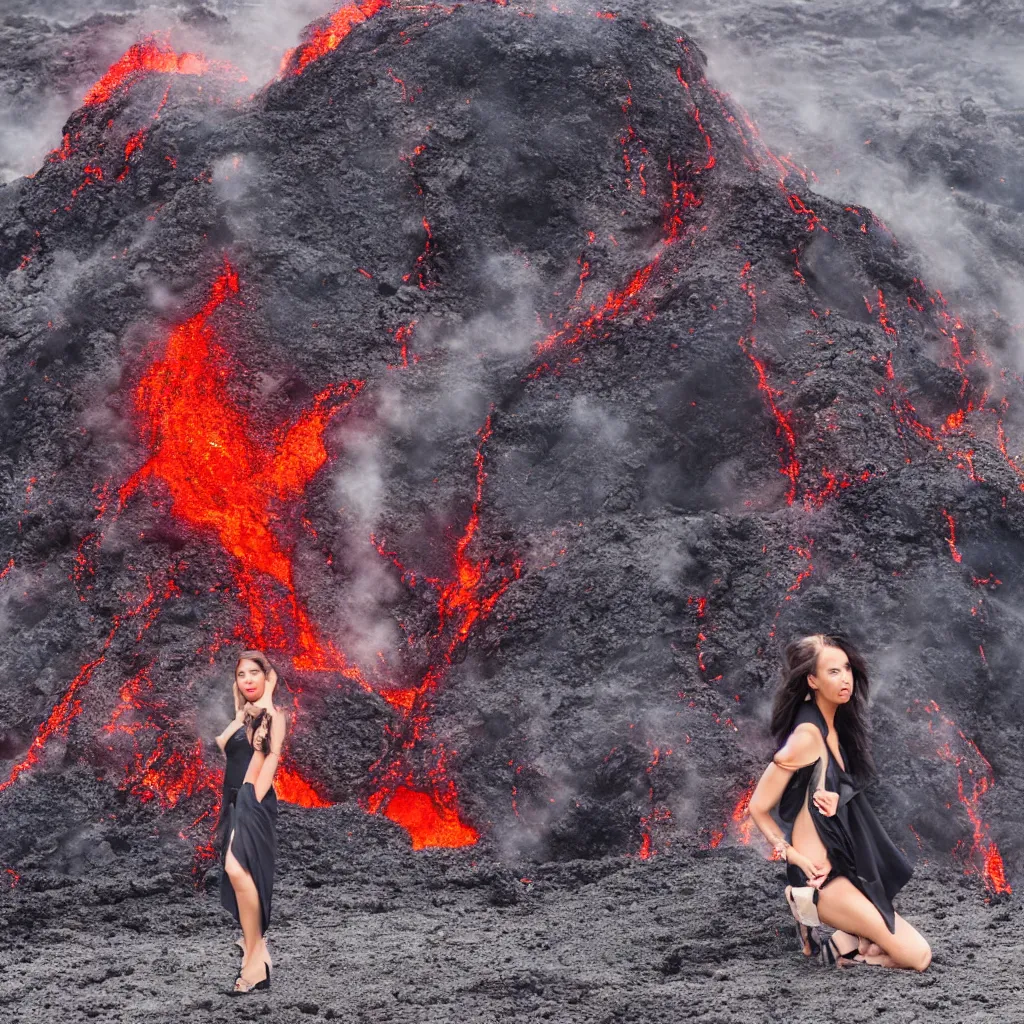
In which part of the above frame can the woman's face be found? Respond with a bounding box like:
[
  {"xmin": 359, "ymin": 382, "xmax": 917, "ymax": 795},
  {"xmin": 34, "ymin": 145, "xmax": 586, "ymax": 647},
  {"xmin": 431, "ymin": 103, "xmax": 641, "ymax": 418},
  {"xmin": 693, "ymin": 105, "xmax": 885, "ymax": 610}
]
[
  {"xmin": 235, "ymin": 658, "xmax": 267, "ymax": 703},
  {"xmin": 808, "ymin": 645, "xmax": 854, "ymax": 705}
]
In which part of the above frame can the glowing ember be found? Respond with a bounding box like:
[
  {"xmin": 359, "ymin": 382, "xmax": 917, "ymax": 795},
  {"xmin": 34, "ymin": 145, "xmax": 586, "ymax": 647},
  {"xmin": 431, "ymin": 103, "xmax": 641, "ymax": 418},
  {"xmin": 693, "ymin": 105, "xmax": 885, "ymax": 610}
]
[
  {"xmin": 730, "ymin": 783, "xmax": 758, "ymax": 846},
  {"xmin": 636, "ymin": 745, "xmax": 672, "ymax": 859},
  {"xmin": 402, "ymin": 217, "xmax": 437, "ymax": 291},
  {"xmin": 942, "ymin": 510, "xmax": 963, "ymax": 563},
  {"xmin": 365, "ymin": 415, "xmax": 523, "ymax": 847},
  {"xmin": 738, "ymin": 261, "xmax": 800, "ymax": 504},
  {"xmin": 434, "ymin": 415, "xmax": 522, "ymax": 659}
]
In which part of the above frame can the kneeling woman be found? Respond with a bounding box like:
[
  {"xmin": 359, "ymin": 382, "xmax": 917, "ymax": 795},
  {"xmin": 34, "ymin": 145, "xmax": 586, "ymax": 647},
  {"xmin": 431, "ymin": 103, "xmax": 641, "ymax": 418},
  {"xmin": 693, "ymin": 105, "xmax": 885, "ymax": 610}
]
[
  {"xmin": 214, "ymin": 650, "xmax": 287, "ymax": 992},
  {"xmin": 749, "ymin": 635, "xmax": 931, "ymax": 970}
]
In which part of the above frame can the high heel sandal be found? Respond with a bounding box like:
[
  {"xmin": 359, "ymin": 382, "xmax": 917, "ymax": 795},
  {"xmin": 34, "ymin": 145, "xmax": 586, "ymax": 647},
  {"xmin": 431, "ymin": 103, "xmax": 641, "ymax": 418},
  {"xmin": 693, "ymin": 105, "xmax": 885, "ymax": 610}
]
[
  {"xmin": 784, "ymin": 885, "xmax": 821, "ymax": 957},
  {"xmin": 229, "ymin": 962, "xmax": 271, "ymax": 995},
  {"xmin": 819, "ymin": 934, "xmax": 861, "ymax": 968}
]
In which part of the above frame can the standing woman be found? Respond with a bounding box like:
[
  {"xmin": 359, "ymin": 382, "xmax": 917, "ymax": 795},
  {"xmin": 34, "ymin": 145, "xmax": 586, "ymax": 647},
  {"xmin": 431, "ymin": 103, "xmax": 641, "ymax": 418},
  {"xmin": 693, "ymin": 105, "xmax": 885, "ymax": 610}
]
[
  {"xmin": 213, "ymin": 650, "xmax": 287, "ymax": 993},
  {"xmin": 748, "ymin": 635, "xmax": 931, "ymax": 970}
]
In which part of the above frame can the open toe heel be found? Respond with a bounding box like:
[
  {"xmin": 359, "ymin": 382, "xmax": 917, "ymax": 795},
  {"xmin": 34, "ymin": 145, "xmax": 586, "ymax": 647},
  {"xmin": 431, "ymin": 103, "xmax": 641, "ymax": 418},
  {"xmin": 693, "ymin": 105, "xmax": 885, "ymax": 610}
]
[
  {"xmin": 229, "ymin": 962, "xmax": 271, "ymax": 995},
  {"xmin": 784, "ymin": 885, "xmax": 821, "ymax": 957},
  {"xmin": 820, "ymin": 935, "xmax": 860, "ymax": 969}
]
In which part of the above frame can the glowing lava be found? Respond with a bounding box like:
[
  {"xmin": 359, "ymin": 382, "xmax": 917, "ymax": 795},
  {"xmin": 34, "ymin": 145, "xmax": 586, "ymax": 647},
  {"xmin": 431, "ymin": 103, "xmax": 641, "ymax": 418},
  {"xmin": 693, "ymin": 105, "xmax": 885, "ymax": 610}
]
[
  {"xmin": 365, "ymin": 414, "xmax": 522, "ymax": 848},
  {"xmin": 373, "ymin": 785, "xmax": 479, "ymax": 850},
  {"xmin": 913, "ymin": 700, "xmax": 1011, "ymax": 895},
  {"xmin": 275, "ymin": 762, "xmax": 333, "ymax": 808},
  {"xmin": 280, "ymin": 0, "xmax": 390, "ymax": 78},
  {"xmin": 0, "ymin": 575, "xmax": 169, "ymax": 793},
  {"xmin": 118, "ymin": 261, "xmax": 367, "ymax": 677},
  {"xmin": 83, "ymin": 35, "xmax": 236, "ymax": 108},
  {"xmin": 636, "ymin": 746, "xmax": 672, "ymax": 859}
]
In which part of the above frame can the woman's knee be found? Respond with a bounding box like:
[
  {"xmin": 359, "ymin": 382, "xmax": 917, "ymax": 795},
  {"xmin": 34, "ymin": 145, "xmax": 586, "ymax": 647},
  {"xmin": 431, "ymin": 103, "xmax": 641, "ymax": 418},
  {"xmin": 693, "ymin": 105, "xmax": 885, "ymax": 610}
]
[
  {"xmin": 910, "ymin": 940, "xmax": 932, "ymax": 972},
  {"xmin": 888, "ymin": 933, "xmax": 931, "ymax": 971},
  {"xmin": 224, "ymin": 852, "xmax": 247, "ymax": 882}
]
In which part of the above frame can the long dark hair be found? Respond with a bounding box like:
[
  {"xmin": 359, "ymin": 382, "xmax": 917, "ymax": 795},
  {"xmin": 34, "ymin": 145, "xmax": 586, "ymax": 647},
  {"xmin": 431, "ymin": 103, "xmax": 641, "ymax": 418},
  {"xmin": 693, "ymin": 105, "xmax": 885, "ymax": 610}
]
[{"xmin": 770, "ymin": 634, "xmax": 875, "ymax": 778}]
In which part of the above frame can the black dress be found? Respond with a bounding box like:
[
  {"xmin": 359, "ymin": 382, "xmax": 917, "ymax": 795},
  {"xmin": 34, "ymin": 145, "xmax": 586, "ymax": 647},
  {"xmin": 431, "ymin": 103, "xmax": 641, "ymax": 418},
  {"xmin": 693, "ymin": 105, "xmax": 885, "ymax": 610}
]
[
  {"xmin": 217, "ymin": 723, "xmax": 278, "ymax": 936},
  {"xmin": 778, "ymin": 702, "xmax": 912, "ymax": 933}
]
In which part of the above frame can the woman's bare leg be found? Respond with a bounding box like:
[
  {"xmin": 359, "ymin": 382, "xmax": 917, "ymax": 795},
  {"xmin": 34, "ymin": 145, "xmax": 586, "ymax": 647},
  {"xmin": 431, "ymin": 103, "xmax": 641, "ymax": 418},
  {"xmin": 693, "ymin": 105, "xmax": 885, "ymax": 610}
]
[
  {"xmin": 224, "ymin": 833, "xmax": 268, "ymax": 985},
  {"xmin": 235, "ymin": 935, "xmax": 272, "ymax": 967},
  {"xmin": 815, "ymin": 877, "xmax": 931, "ymax": 971}
]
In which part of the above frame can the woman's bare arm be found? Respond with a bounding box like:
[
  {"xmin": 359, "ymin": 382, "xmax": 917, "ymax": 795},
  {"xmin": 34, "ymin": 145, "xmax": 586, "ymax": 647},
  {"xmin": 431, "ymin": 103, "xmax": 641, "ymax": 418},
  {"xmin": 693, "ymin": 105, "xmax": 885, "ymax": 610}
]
[
  {"xmin": 214, "ymin": 710, "xmax": 245, "ymax": 752},
  {"xmin": 748, "ymin": 723, "xmax": 829, "ymax": 885},
  {"xmin": 748, "ymin": 762, "xmax": 796, "ymax": 851}
]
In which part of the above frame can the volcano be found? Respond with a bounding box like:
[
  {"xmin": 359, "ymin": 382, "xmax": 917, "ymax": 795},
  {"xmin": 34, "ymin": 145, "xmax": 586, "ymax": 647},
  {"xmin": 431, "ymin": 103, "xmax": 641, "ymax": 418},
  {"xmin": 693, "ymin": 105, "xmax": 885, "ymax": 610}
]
[{"xmin": 0, "ymin": 3, "xmax": 1021, "ymax": 1020}]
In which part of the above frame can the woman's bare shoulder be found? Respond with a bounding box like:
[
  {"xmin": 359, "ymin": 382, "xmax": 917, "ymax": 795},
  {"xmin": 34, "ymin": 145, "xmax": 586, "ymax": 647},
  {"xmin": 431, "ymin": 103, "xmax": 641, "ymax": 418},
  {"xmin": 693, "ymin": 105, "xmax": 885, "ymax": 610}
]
[{"xmin": 773, "ymin": 722, "xmax": 823, "ymax": 770}]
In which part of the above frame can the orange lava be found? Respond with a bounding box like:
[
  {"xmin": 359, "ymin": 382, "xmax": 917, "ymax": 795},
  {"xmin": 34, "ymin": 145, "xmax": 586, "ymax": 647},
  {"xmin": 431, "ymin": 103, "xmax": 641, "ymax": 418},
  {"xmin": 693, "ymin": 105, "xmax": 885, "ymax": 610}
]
[
  {"xmin": 375, "ymin": 785, "xmax": 479, "ymax": 849},
  {"xmin": 119, "ymin": 261, "xmax": 367, "ymax": 677},
  {"xmin": 0, "ymin": 577, "xmax": 168, "ymax": 793},
  {"xmin": 281, "ymin": 0, "xmax": 390, "ymax": 77},
  {"xmin": 275, "ymin": 763, "xmax": 333, "ymax": 808},
  {"xmin": 915, "ymin": 700, "xmax": 1011, "ymax": 894},
  {"xmin": 435, "ymin": 415, "xmax": 522, "ymax": 658},
  {"xmin": 83, "ymin": 35, "xmax": 227, "ymax": 108},
  {"xmin": 942, "ymin": 510, "xmax": 963, "ymax": 563},
  {"xmin": 731, "ymin": 783, "xmax": 756, "ymax": 845},
  {"xmin": 738, "ymin": 261, "xmax": 800, "ymax": 504}
]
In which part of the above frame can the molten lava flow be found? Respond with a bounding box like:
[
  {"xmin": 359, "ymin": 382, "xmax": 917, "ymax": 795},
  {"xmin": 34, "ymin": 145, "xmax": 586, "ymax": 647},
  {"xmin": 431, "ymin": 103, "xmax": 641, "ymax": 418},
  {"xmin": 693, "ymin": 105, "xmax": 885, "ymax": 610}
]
[
  {"xmin": 374, "ymin": 785, "xmax": 478, "ymax": 850},
  {"xmin": 83, "ymin": 35, "xmax": 233, "ymax": 108},
  {"xmin": 530, "ymin": 96, "xmax": 705, "ymax": 373},
  {"xmin": 280, "ymin": 0, "xmax": 390, "ymax": 78},
  {"xmin": 103, "ymin": 661, "xmax": 221, "ymax": 823},
  {"xmin": 618, "ymin": 81, "xmax": 649, "ymax": 194},
  {"xmin": 636, "ymin": 746, "xmax": 672, "ymax": 859},
  {"xmin": 689, "ymin": 595, "xmax": 709, "ymax": 673},
  {"xmin": 390, "ymin": 321, "xmax": 417, "ymax": 369},
  {"xmin": 942, "ymin": 510, "xmax": 963, "ymax": 563},
  {"xmin": 367, "ymin": 744, "xmax": 479, "ymax": 849},
  {"xmin": 674, "ymin": 70, "xmax": 715, "ymax": 171},
  {"xmin": 0, "ymin": 575, "xmax": 169, "ymax": 793},
  {"xmin": 118, "ymin": 261, "xmax": 368, "ymax": 681},
  {"xmin": 434, "ymin": 415, "xmax": 523, "ymax": 659},
  {"xmin": 275, "ymin": 762, "xmax": 333, "ymax": 808},
  {"xmin": 536, "ymin": 260, "xmax": 658, "ymax": 358},
  {"xmin": 365, "ymin": 415, "xmax": 522, "ymax": 848},
  {"xmin": 730, "ymin": 783, "xmax": 756, "ymax": 845},
  {"xmin": 913, "ymin": 700, "xmax": 1011, "ymax": 894},
  {"xmin": 372, "ymin": 413, "xmax": 523, "ymax": 710},
  {"xmin": 402, "ymin": 217, "xmax": 437, "ymax": 291},
  {"xmin": 738, "ymin": 261, "xmax": 800, "ymax": 504}
]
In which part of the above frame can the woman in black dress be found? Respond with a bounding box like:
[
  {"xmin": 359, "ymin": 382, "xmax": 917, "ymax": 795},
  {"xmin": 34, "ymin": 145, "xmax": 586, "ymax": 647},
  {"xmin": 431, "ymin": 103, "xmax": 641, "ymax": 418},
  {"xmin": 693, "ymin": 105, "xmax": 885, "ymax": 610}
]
[
  {"xmin": 748, "ymin": 634, "xmax": 932, "ymax": 969},
  {"xmin": 214, "ymin": 650, "xmax": 287, "ymax": 993}
]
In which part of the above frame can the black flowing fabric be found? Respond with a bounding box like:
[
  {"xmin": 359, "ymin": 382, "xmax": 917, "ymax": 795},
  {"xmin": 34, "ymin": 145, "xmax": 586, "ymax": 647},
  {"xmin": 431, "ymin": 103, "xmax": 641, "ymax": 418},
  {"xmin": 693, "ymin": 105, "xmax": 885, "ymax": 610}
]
[
  {"xmin": 217, "ymin": 726, "xmax": 278, "ymax": 936},
  {"xmin": 777, "ymin": 702, "xmax": 912, "ymax": 933}
]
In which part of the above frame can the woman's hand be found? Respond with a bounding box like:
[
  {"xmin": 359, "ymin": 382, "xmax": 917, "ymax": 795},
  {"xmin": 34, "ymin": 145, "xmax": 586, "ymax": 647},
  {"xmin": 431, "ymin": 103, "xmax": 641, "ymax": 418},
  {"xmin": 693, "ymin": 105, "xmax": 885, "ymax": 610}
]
[
  {"xmin": 812, "ymin": 789, "xmax": 840, "ymax": 817},
  {"xmin": 786, "ymin": 848, "xmax": 830, "ymax": 888}
]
